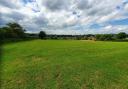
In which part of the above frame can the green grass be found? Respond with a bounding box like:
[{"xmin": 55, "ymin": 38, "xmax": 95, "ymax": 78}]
[{"xmin": 1, "ymin": 40, "xmax": 128, "ymax": 89}]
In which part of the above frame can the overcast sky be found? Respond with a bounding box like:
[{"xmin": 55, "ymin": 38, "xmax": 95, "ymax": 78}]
[{"xmin": 0, "ymin": 0, "xmax": 128, "ymax": 34}]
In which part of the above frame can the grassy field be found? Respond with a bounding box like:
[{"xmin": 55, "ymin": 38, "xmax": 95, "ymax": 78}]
[{"xmin": 1, "ymin": 40, "xmax": 128, "ymax": 89}]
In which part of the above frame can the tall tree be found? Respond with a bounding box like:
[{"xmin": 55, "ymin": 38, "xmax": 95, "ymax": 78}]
[
  {"xmin": 39, "ymin": 31, "xmax": 46, "ymax": 39},
  {"xmin": 6, "ymin": 22, "xmax": 26, "ymax": 38}
]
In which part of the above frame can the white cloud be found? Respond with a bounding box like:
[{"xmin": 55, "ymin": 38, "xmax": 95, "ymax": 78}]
[{"xmin": 0, "ymin": 0, "xmax": 128, "ymax": 34}]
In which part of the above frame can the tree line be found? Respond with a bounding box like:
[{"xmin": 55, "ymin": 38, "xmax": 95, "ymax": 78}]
[
  {"xmin": 0, "ymin": 22, "xmax": 128, "ymax": 42},
  {"xmin": 95, "ymin": 33, "xmax": 127, "ymax": 41},
  {"xmin": 38, "ymin": 31, "xmax": 128, "ymax": 41}
]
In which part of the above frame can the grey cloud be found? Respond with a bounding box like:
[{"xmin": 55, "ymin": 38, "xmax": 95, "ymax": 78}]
[
  {"xmin": 34, "ymin": 17, "xmax": 48, "ymax": 27},
  {"xmin": 76, "ymin": 0, "xmax": 92, "ymax": 10},
  {"xmin": 1, "ymin": 11, "xmax": 27, "ymax": 22},
  {"xmin": 0, "ymin": 11, "xmax": 28, "ymax": 28},
  {"xmin": 43, "ymin": 0, "xmax": 70, "ymax": 11},
  {"xmin": 20, "ymin": 14, "xmax": 49, "ymax": 32},
  {"xmin": 9, "ymin": 12, "xmax": 26, "ymax": 21},
  {"xmin": 87, "ymin": 7, "xmax": 111, "ymax": 16},
  {"xmin": 0, "ymin": 0, "xmax": 19, "ymax": 9},
  {"xmin": 0, "ymin": 17, "xmax": 8, "ymax": 26},
  {"xmin": 76, "ymin": 0, "xmax": 114, "ymax": 16}
]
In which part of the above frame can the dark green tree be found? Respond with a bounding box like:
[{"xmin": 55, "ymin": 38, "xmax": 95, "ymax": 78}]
[
  {"xmin": 0, "ymin": 27, "xmax": 6, "ymax": 40},
  {"xmin": 95, "ymin": 34, "xmax": 114, "ymax": 41},
  {"xmin": 39, "ymin": 31, "xmax": 46, "ymax": 39},
  {"xmin": 6, "ymin": 22, "xmax": 26, "ymax": 38},
  {"xmin": 0, "ymin": 22, "xmax": 26, "ymax": 39},
  {"xmin": 116, "ymin": 32, "xmax": 127, "ymax": 39}
]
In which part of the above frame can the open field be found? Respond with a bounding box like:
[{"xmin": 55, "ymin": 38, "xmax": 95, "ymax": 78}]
[{"xmin": 1, "ymin": 40, "xmax": 128, "ymax": 89}]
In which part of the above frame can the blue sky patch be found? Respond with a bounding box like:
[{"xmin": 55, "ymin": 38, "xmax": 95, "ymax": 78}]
[
  {"xmin": 108, "ymin": 18, "xmax": 128, "ymax": 25},
  {"xmin": 89, "ymin": 23, "xmax": 102, "ymax": 29}
]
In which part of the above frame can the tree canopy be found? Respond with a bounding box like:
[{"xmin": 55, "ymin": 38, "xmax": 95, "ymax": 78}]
[
  {"xmin": 0, "ymin": 22, "xmax": 26, "ymax": 40},
  {"xmin": 38, "ymin": 31, "xmax": 46, "ymax": 39},
  {"xmin": 116, "ymin": 32, "xmax": 127, "ymax": 39}
]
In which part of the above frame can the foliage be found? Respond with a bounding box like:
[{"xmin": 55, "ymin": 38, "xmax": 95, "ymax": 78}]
[
  {"xmin": 38, "ymin": 31, "xmax": 46, "ymax": 39},
  {"xmin": 116, "ymin": 32, "xmax": 127, "ymax": 39},
  {"xmin": 0, "ymin": 22, "xmax": 26, "ymax": 40},
  {"xmin": 0, "ymin": 28, "xmax": 6, "ymax": 40},
  {"xmin": 95, "ymin": 34, "xmax": 114, "ymax": 41}
]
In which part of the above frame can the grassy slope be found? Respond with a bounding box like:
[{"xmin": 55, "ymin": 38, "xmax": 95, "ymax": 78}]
[{"xmin": 1, "ymin": 40, "xmax": 128, "ymax": 89}]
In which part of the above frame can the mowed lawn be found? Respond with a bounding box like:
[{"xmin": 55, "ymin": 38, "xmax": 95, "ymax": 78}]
[{"xmin": 1, "ymin": 40, "xmax": 128, "ymax": 89}]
